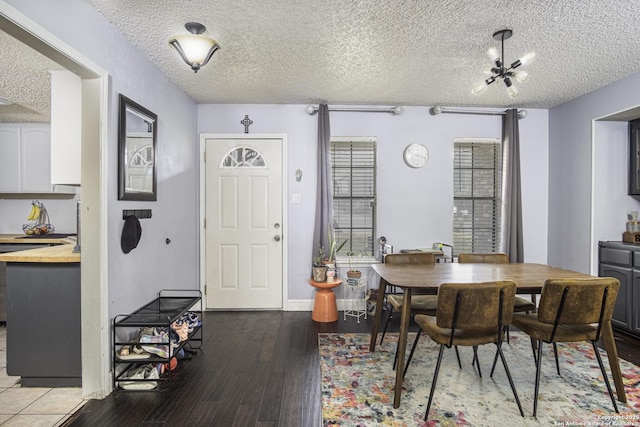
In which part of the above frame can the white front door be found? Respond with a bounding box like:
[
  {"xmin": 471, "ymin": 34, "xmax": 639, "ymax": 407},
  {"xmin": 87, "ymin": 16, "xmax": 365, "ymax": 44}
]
[{"xmin": 203, "ymin": 136, "xmax": 284, "ymax": 309}]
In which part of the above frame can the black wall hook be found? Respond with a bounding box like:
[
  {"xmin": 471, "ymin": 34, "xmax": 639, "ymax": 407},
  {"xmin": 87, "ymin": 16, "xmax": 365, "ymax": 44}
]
[{"xmin": 122, "ymin": 209, "xmax": 152, "ymax": 220}]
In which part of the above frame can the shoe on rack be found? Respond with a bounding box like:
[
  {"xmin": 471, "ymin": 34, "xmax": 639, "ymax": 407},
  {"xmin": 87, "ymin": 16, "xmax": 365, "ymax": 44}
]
[{"xmin": 118, "ymin": 364, "xmax": 159, "ymax": 390}]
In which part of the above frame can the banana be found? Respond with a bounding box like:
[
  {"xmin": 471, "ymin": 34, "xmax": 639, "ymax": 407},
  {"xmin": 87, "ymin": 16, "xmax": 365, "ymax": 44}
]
[
  {"xmin": 27, "ymin": 203, "xmax": 37, "ymax": 221},
  {"xmin": 33, "ymin": 205, "xmax": 42, "ymax": 223}
]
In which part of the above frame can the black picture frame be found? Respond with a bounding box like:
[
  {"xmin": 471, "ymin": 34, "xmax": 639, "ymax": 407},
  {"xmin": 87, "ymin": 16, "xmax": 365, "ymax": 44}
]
[{"xmin": 118, "ymin": 94, "xmax": 158, "ymax": 201}]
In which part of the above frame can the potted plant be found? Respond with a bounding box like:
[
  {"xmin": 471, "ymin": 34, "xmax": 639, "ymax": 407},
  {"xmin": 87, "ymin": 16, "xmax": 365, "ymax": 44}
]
[
  {"xmin": 312, "ymin": 245, "xmax": 327, "ymax": 282},
  {"xmin": 346, "ymin": 251, "xmax": 362, "ymax": 279},
  {"xmin": 323, "ymin": 225, "xmax": 347, "ymax": 279}
]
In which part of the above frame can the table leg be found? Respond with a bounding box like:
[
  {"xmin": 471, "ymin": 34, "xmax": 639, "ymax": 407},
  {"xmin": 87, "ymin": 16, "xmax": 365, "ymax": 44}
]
[
  {"xmin": 393, "ymin": 289, "xmax": 411, "ymax": 409},
  {"xmin": 369, "ymin": 277, "xmax": 388, "ymax": 351},
  {"xmin": 601, "ymin": 321, "xmax": 627, "ymax": 403}
]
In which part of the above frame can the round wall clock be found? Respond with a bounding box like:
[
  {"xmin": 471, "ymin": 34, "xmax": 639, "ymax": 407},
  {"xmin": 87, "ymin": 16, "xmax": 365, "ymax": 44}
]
[{"xmin": 403, "ymin": 143, "xmax": 429, "ymax": 168}]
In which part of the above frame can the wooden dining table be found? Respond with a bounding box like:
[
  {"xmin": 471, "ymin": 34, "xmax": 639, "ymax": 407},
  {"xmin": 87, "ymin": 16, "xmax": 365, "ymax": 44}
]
[{"xmin": 370, "ymin": 262, "xmax": 628, "ymax": 409}]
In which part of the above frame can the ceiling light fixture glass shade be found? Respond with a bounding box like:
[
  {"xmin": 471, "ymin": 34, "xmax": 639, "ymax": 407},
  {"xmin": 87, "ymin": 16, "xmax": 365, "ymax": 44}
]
[
  {"xmin": 169, "ymin": 22, "xmax": 220, "ymax": 73},
  {"xmin": 472, "ymin": 29, "xmax": 534, "ymax": 98}
]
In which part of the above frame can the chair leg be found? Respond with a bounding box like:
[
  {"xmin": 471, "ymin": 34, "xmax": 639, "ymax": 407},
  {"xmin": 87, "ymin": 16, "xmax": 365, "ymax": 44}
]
[
  {"xmin": 424, "ymin": 344, "xmax": 445, "ymax": 421},
  {"xmin": 454, "ymin": 345, "xmax": 462, "ymax": 369},
  {"xmin": 553, "ymin": 342, "xmax": 560, "ymax": 375},
  {"xmin": 380, "ymin": 309, "xmax": 393, "ymax": 345},
  {"xmin": 505, "ymin": 325, "xmax": 510, "ymax": 344},
  {"xmin": 392, "ymin": 339, "xmax": 399, "ymax": 371},
  {"xmin": 490, "ymin": 346, "xmax": 499, "ymax": 377},
  {"xmin": 533, "ymin": 340, "xmax": 544, "ymax": 417},
  {"xmin": 403, "ymin": 330, "xmax": 421, "ymax": 379},
  {"xmin": 472, "ymin": 346, "xmax": 482, "ymax": 378},
  {"xmin": 496, "ymin": 343, "xmax": 524, "ymax": 417},
  {"xmin": 590, "ymin": 341, "xmax": 619, "ymax": 414},
  {"xmin": 529, "ymin": 337, "xmax": 537, "ymax": 365}
]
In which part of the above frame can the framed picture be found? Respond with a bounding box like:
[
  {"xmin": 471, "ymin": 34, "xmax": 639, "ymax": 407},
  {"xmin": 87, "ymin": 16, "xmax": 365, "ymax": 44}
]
[{"xmin": 118, "ymin": 94, "xmax": 157, "ymax": 201}]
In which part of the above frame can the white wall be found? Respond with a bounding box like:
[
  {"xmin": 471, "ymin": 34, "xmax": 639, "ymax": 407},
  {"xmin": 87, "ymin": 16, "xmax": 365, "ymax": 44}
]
[
  {"xmin": 0, "ymin": 195, "xmax": 79, "ymax": 234},
  {"xmin": 198, "ymin": 105, "xmax": 549, "ymax": 301},
  {"xmin": 549, "ymin": 71, "xmax": 640, "ymax": 273}
]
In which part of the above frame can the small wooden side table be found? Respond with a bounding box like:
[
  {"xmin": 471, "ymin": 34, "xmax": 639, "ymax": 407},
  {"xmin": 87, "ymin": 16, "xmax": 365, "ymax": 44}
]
[{"xmin": 309, "ymin": 278, "xmax": 342, "ymax": 322}]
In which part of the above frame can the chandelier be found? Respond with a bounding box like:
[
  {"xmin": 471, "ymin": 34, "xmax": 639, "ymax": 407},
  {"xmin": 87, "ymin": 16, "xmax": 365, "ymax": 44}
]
[{"xmin": 472, "ymin": 29, "xmax": 535, "ymax": 98}]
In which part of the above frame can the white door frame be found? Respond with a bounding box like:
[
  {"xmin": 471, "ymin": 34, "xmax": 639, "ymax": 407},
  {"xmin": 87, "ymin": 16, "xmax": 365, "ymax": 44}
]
[
  {"xmin": 199, "ymin": 133, "xmax": 288, "ymax": 310},
  {"xmin": 0, "ymin": 3, "xmax": 110, "ymax": 398}
]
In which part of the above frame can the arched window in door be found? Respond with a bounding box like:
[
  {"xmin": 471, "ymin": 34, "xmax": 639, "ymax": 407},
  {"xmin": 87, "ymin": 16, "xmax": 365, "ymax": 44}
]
[{"xmin": 220, "ymin": 146, "xmax": 266, "ymax": 168}]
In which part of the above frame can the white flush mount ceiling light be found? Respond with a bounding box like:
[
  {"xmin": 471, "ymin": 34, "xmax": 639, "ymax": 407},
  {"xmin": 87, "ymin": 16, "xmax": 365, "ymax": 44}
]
[
  {"xmin": 169, "ymin": 22, "xmax": 220, "ymax": 73},
  {"xmin": 472, "ymin": 29, "xmax": 535, "ymax": 98}
]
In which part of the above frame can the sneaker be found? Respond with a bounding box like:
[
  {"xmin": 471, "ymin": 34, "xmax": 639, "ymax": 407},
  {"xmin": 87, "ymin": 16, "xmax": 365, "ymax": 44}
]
[{"xmin": 118, "ymin": 364, "xmax": 159, "ymax": 390}]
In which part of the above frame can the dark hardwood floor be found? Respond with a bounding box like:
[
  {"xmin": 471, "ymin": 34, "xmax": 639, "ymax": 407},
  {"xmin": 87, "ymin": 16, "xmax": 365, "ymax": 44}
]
[{"xmin": 64, "ymin": 310, "xmax": 640, "ymax": 427}]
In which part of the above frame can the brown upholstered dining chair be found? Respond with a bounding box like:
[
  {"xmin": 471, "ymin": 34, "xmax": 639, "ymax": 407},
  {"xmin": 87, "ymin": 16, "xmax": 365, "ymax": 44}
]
[
  {"xmin": 379, "ymin": 252, "xmax": 437, "ymax": 377},
  {"xmin": 511, "ymin": 277, "xmax": 620, "ymax": 417},
  {"xmin": 457, "ymin": 252, "xmax": 537, "ymax": 342},
  {"xmin": 414, "ymin": 281, "xmax": 524, "ymax": 421}
]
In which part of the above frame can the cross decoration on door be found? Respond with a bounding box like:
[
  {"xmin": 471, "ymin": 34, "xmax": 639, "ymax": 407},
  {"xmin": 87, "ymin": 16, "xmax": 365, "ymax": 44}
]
[{"xmin": 241, "ymin": 115, "xmax": 253, "ymax": 133}]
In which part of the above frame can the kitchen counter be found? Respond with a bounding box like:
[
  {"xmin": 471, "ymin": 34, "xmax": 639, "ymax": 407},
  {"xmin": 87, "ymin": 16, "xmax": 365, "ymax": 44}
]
[
  {"xmin": 0, "ymin": 234, "xmax": 76, "ymax": 245},
  {"xmin": 0, "ymin": 234, "xmax": 79, "ymax": 263}
]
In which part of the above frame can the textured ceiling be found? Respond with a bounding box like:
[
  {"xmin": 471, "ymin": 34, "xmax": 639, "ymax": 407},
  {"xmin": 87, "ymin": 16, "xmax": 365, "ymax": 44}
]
[
  {"xmin": 86, "ymin": 0, "xmax": 640, "ymax": 109},
  {"xmin": 4, "ymin": 0, "xmax": 640, "ymax": 123},
  {"xmin": 0, "ymin": 31, "xmax": 63, "ymax": 123}
]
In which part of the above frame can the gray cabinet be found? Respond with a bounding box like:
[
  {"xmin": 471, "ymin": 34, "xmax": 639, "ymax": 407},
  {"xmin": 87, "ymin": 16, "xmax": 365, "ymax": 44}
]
[
  {"xmin": 634, "ymin": 271, "xmax": 640, "ymax": 336},
  {"xmin": 598, "ymin": 241, "xmax": 640, "ymax": 337},
  {"xmin": 6, "ymin": 262, "xmax": 81, "ymax": 386}
]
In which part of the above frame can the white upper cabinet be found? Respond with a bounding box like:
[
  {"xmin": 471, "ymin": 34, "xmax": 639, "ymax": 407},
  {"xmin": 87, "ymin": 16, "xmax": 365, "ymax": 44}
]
[
  {"xmin": 50, "ymin": 70, "xmax": 81, "ymax": 186},
  {"xmin": 0, "ymin": 126, "xmax": 21, "ymax": 192},
  {"xmin": 0, "ymin": 124, "xmax": 52, "ymax": 193}
]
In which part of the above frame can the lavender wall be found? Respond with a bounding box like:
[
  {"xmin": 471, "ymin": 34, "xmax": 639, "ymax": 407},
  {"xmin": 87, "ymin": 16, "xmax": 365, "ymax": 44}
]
[
  {"xmin": 549, "ymin": 71, "xmax": 640, "ymax": 273},
  {"xmin": 198, "ymin": 105, "xmax": 549, "ymax": 300}
]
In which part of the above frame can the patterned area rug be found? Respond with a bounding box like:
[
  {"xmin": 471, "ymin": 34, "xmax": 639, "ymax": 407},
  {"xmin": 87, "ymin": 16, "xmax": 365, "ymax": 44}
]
[{"xmin": 319, "ymin": 332, "xmax": 640, "ymax": 426}]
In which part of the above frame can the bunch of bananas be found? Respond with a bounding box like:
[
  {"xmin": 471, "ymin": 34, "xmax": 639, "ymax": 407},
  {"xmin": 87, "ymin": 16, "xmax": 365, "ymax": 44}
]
[
  {"xmin": 23, "ymin": 200, "xmax": 54, "ymax": 235},
  {"xmin": 27, "ymin": 200, "xmax": 43, "ymax": 221}
]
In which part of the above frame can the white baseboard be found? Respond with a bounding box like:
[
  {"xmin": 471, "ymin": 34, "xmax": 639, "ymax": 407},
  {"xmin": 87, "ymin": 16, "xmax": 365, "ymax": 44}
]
[{"xmin": 286, "ymin": 299, "xmax": 314, "ymax": 311}]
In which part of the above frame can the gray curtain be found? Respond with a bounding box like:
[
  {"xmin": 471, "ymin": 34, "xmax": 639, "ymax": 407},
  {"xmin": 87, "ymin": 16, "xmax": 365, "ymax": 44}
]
[
  {"xmin": 500, "ymin": 109, "xmax": 524, "ymax": 262},
  {"xmin": 312, "ymin": 104, "xmax": 333, "ymax": 263}
]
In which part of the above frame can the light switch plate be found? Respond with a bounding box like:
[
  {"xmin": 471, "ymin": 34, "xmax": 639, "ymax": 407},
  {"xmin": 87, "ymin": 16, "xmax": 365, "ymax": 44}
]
[{"xmin": 291, "ymin": 194, "xmax": 302, "ymax": 204}]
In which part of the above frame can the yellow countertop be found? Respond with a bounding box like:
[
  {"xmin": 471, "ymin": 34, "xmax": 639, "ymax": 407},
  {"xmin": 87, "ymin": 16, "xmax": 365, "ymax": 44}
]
[{"xmin": 0, "ymin": 234, "xmax": 79, "ymax": 263}]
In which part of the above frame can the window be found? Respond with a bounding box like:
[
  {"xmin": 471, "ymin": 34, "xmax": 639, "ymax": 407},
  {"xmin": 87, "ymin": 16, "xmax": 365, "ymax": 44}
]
[
  {"xmin": 453, "ymin": 139, "xmax": 502, "ymax": 254},
  {"xmin": 331, "ymin": 137, "xmax": 376, "ymax": 257}
]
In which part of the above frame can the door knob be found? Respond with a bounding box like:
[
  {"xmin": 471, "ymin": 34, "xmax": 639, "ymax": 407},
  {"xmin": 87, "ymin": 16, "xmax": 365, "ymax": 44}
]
[
  {"xmin": 274, "ymin": 235, "xmax": 281, "ymax": 241},
  {"xmin": 274, "ymin": 223, "xmax": 280, "ymax": 229}
]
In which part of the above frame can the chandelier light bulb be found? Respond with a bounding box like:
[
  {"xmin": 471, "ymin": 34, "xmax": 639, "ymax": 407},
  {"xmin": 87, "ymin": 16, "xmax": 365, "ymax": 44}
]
[
  {"xmin": 507, "ymin": 84, "xmax": 519, "ymax": 98},
  {"xmin": 519, "ymin": 51, "xmax": 536, "ymax": 66},
  {"xmin": 512, "ymin": 70, "xmax": 528, "ymax": 83},
  {"xmin": 487, "ymin": 46, "xmax": 500, "ymax": 61},
  {"xmin": 472, "ymin": 82, "xmax": 489, "ymax": 96},
  {"xmin": 482, "ymin": 65, "xmax": 494, "ymax": 75}
]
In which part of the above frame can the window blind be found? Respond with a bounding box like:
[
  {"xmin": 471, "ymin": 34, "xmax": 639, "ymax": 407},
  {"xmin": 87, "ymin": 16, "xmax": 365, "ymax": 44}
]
[
  {"xmin": 453, "ymin": 141, "xmax": 502, "ymax": 254},
  {"xmin": 331, "ymin": 139, "xmax": 376, "ymax": 256}
]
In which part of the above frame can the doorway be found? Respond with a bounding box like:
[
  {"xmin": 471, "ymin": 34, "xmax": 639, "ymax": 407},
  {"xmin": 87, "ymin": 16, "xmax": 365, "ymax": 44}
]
[{"xmin": 0, "ymin": 6, "xmax": 109, "ymax": 398}]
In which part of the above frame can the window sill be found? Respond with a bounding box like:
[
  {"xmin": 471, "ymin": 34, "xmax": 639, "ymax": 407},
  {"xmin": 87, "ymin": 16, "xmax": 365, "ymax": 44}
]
[{"xmin": 335, "ymin": 256, "xmax": 380, "ymax": 268}]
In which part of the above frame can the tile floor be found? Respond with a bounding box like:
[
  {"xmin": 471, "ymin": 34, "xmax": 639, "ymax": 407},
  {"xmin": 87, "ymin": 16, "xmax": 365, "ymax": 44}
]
[{"xmin": 0, "ymin": 326, "xmax": 86, "ymax": 427}]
